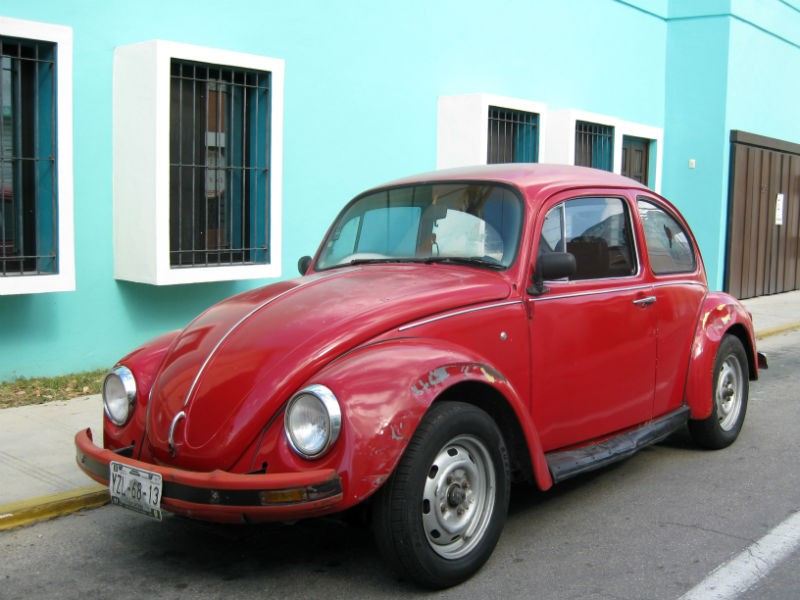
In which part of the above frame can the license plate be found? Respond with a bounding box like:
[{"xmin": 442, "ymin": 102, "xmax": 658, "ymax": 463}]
[{"xmin": 109, "ymin": 461, "xmax": 163, "ymax": 521}]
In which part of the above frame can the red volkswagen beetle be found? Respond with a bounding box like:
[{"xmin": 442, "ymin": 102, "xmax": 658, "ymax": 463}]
[{"xmin": 76, "ymin": 164, "xmax": 764, "ymax": 588}]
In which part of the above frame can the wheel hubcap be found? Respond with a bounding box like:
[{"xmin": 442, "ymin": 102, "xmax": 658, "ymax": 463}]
[
  {"xmin": 716, "ymin": 356, "xmax": 744, "ymax": 431},
  {"xmin": 421, "ymin": 434, "xmax": 496, "ymax": 559}
]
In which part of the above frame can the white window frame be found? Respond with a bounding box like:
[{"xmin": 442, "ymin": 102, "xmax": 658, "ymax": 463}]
[
  {"xmin": 547, "ymin": 108, "xmax": 663, "ymax": 192},
  {"xmin": 112, "ymin": 40, "xmax": 284, "ymax": 285},
  {"xmin": 0, "ymin": 17, "xmax": 74, "ymax": 296},
  {"xmin": 437, "ymin": 94, "xmax": 549, "ymax": 169}
]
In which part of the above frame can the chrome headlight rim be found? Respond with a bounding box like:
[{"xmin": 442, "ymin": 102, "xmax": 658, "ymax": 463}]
[
  {"xmin": 102, "ymin": 366, "xmax": 137, "ymax": 426},
  {"xmin": 284, "ymin": 384, "xmax": 342, "ymax": 460}
]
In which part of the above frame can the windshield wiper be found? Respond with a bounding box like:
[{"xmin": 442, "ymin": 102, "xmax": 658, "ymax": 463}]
[
  {"xmin": 347, "ymin": 258, "xmax": 427, "ymax": 266},
  {"xmin": 421, "ymin": 256, "xmax": 505, "ymax": 270},
  {"xmin": 330, "ymin": 256, "xmax": 505, "ymax": 270}
]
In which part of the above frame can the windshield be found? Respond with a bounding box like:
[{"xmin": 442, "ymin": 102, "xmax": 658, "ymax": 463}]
[{"xmin": 316, "ymin": 183, "xmax": 524, "ymax": 270}]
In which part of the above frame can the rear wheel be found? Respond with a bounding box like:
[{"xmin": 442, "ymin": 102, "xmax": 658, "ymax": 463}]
[
  {"xmin": 689, "ymin": 334, "xmax": 749, "ymax": 449},
  {"xmin": 371, "ymin": 401, "xmax": 510, "ymax": 589}
]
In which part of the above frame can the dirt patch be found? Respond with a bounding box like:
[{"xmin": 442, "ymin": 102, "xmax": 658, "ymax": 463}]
[{"xmin": 0, "ymin": 369, "xmax": 107, "ymax": 409}]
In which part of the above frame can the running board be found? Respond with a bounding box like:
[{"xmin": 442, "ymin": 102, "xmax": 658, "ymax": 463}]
[{"xmin": 545, "ymin": 406, "xmax": 690, "ymax": 484}]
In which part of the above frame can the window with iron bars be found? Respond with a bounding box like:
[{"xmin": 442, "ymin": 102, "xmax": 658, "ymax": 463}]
[
  {"xmin": 169, "ymin": 59, "xmax": 270, "ymax": 268},
  {"xmin": 487, "ymin": 106, "xmax": 539, "ymax": 164},
  {"xmin": 0, "ymin": 36, "xmax": 57, "ymax": 277},
  {"xmin": 575, "ymin": 120, "xmax": 614, "ymax": 172}
]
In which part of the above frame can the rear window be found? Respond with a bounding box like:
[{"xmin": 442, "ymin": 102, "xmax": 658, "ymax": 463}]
[{"xmin": 637, "ymin": 199, "xmax": 696, "ymax": 274}]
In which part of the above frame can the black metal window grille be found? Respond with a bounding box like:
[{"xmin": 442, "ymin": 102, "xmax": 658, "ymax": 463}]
[
  {"xmin": 575, "ymin": 120, "xmax": 614, "ymax": 171},
  {"xmin": 169, "ymin": 59, "xmax": 271, "ymax": 268},
  {"xmin": 0, "ymin": 36, "xmax": 58, "ymax": 277},
  {"xmin": 487, "ymin": 106, "xmax": 539, "ymax": 164}
]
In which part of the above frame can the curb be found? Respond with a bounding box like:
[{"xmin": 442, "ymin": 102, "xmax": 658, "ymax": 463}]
[
  {"xmin": 0, "ymin": 485, "xmax": 108, "ymax": 531},
  {"xmin": 756, "ymin": 322, "xmax": 800, "ymax": 340}
]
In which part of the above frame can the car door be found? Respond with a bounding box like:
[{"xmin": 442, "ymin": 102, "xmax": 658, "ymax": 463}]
[
  {"xmin": 636, "ymin": 196, "xmax": 707, "ymax": 417},
  {"xmin": 529, "ymin": 192, "xmax": 657, "ymax": 452}
]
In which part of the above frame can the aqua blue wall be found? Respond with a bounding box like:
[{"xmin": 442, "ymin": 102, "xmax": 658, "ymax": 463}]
[
  {"xmin": 1, "ymin": 0, "xmax": 798, "ymax": 380},
  {"xmin": 0, "ymin": 0, "xmax": 668, "ymax": 380},
  {"xmin": 661, "ymin": 0, "xmax": 800, "ymax": 290},
  {"xmin": 661, "ymin": 15, "xmax": 731, "ymax": 289}
]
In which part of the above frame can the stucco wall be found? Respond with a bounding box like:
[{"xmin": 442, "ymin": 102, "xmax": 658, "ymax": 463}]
[{"xmin": 2, "ymin": 0, "xmax": 797, "ymax": 379}]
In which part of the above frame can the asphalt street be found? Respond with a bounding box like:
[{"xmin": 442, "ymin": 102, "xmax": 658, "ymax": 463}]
[{"xmin": 2, "ymin": 330, "xmax": 798, "ymax": 600}]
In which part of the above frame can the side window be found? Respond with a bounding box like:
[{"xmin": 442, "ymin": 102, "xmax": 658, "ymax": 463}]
[
  {"xmin": 539, "ymin": 197, "xmax": 636, "ymax": 280},
  {"xmin": 538, "ymin": 204, "xmax": 564, "ymax": 255},
  {"xmin": 637, "ymin": 199, "xmax": 696, "ymax": 274}
]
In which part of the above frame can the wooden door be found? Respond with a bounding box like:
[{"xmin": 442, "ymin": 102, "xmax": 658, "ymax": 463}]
[{"xmin": 726, "ymin": 131, "xmax": 800, "ymax": 299}]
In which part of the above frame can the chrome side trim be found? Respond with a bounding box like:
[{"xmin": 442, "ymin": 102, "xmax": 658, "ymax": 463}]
[
  {"xmin": 168, "ymin": 410, "xmax": 186, "ymax": 455},
  {"xmin": 182, "ymin": 278, "xmax": 317, "ymax": 408},
  {"xmin": 530, "ymin": 284, "xmax": 652, "ymax": 303},
  {"xmin": 398, "ymin": 300, "xmax": 522, "ymax": 332},
  {"xmin": 653, "ymin": 280, "xmax": 706, "ymax": 289},
  {"xmin": 529, "ymin": 280, "xmax": 706, "ymax": 303}
]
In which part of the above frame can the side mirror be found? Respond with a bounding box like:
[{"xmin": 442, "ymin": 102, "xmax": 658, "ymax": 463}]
[
  {"xmin": 297, "ymin": 255, "xmax": 312, "ymax": 275},
  {"xmin": 528, "ymin": 252, "xmax": 576, "ymax": 295}
]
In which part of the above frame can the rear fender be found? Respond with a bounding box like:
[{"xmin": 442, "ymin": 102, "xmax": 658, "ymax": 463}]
[
  {"xmin": 685, "ymin": 293, "xmax": 758, "ymax": 420},
  {"xmin": 311, "ymin": 338, "xmax": 552, "ymax": 506}
]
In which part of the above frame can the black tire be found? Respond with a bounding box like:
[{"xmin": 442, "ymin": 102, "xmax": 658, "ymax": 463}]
[
  {"xmin": 371, "ymin": 401, "xmax": 510, "ymax": 589},
  {"xmin": 689, "ymin": 334, "xmax": 749, "ymax": 449}
]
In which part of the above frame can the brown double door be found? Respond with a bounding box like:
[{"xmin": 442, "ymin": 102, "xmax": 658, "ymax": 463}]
[{"xmin": 726, "ymin": 131, "xmax": 800, "ymax": 299}]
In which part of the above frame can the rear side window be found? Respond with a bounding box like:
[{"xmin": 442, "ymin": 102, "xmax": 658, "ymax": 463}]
[
  {"xmin": 538, "ymin": 197, "xmax": 637, "ymax": 280},
  {"xmin": 637, "ymin": 199, "xmax": 696, "ymax": 274}
]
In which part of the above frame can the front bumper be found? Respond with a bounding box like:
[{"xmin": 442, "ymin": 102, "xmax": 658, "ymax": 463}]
[{"xmin": 75, "ymin": 428, "xmax": 343, "ymax": 523}]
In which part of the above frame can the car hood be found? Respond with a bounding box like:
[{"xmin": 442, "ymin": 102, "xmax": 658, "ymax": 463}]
[{"xmin": 145, "ymin": 265, "xmax": 511, "ymax": 469}]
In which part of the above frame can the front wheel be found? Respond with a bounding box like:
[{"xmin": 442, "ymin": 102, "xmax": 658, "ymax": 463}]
[
  {"xmin": 371, "ymin": 401, "xmax": 510, "ymax": 589},
  {"xmin": 689, "ymin": 334, "xmax": 749, "ymax": 449}
]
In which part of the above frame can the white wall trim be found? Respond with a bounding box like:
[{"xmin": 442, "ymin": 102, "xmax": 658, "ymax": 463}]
[
  {"xmin": 437, "ymin": 94, "xmax": 549, "ymax": 169},
  {"xmin": 547, "ymin": 108, "xmax": 663, "ymax": 193},
  {"xmin": 113, "ymin": 40, "xmax": 284, "ymax": 285},
  {"xmin": 0, "ymin": 17, "xmax": 74, "ymax": 296}
]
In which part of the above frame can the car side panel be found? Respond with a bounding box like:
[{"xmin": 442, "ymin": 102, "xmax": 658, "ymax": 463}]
[
  {"xmin": 649, "ymin": 280, "xmax": 707, "ymax": 416},
  {"xmin": 684, "ymin": 292, "xmax": 758, "ymax": 420},
  {"xmin": 236, "ymin": 308, "xmax": 555, "ymax": 508}
]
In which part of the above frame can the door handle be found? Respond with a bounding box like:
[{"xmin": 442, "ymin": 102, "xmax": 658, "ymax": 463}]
[{"xmin": 633, "ymin": 295, "xmax": 657, "ymax": 307}]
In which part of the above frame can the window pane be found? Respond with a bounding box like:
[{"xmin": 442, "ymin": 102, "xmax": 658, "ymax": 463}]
[
  {"xmin": 487, "ymin": 106, "xmax": 539, "ymax": 164},
  {"xmin": 169, "ymin": 59, "xmax": 271, "ymax": 268},
  {"xmin": 538, "ymin": 204, "xmax": 564, "ymax": 255},
  {"xmin": 317, "ymin": 183, "xmax": 523, "ymax": 269},
  {"xmin": 575, "ymin": 121, "xmax": 614, "ymax": 172},
  {"xmin": 0, "ymin": 37, "xmax": 57, "ymax": 276},
  {"xmin": 358, "ymin": 206, "xmax": 421, "ymax": 255},
  {"xmin": 564, "ymin": 197, "xmax": 636, "ymax": 279},
  {"xmin": 637, "ymin": 199, "xmax": 696, "ymax": 274}
]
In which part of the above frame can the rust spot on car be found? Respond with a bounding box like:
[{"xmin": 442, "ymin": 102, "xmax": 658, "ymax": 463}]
[
  {"xmin": 390, "ymin": 424, "xmax": 405, "ymax": 441},
  {"xmin": 411, "ymin": 363, "xmax": 505, "ymax": 396},
  {"xmin": 411, "ymin": 367, "xmax": 451, "ymax": 396}
]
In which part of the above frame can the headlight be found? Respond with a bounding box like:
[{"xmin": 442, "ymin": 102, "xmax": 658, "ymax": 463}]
[
  {"xmin": 103, "ymin": 366, "xmax": 137, "ymax": 426},
  {"xmin": 284, "ymin": 384, "xmax": 341, "ymax": 459}
]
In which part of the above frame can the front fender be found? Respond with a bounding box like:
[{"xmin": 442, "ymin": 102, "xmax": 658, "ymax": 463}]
[
  {"xmin": 684, "ymin": 293, "xmax": 757, "ymax": 420},
  {"xmin": 105, "ymin": 330, "xmax": 181, "ymax": 452},
  {"xmin": 311, "ymin": 337, "xmax": 552, "ymax": 506}
]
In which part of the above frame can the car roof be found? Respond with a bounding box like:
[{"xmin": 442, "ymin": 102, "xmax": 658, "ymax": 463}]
[{"xmin": 375, "ymin": 164, "xmax": 648, "ymax": 203}]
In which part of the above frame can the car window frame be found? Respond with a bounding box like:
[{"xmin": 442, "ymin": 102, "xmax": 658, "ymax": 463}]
[
  {"xmin": 313, "ymin": 180, "xmax": 528, "ymax": 272},
  {"xmin": 635, "ymin": 195, "xmax": 698, "ymax": 277},
  {"xmin": 537, "ymin": 193, "xmax": 642, "ymax": 283}
]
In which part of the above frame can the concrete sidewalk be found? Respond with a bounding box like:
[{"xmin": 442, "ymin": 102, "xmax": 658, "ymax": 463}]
[{"xmin": 1, "ymin": 290, "xmax": 798, "ymax": 530}]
